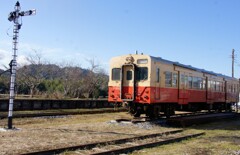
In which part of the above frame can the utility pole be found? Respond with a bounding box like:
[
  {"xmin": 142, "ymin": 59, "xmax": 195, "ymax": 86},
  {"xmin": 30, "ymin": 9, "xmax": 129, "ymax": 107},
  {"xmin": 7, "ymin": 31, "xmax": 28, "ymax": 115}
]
[
  {"xmin": 232, "ymin": 49, "xmax": 235, "ymax": 78},
  {"xmin": 7, "ymin": 1, "xmax": 36, "ymax": 129}
]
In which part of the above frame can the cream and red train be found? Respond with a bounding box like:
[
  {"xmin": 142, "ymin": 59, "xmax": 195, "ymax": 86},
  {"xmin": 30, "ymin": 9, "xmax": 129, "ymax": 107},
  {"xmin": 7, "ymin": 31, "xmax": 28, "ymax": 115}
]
[{"xmin": 108, "ymin": 54, "xmax": 239, "ymax": 118}]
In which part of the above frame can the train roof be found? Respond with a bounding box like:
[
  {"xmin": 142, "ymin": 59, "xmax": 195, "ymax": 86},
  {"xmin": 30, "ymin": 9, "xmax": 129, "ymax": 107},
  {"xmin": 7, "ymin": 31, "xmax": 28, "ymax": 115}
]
[{"xmin": 150, "ymin": 55, "xmax": 237, "ymax": 80}]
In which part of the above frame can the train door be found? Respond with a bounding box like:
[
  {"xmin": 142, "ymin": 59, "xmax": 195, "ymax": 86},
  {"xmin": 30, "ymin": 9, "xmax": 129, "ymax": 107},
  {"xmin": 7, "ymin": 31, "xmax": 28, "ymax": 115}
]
[
  {"xmin": 225, "ymin": 81, "xmax": 229, "ymax": 102},
  {"xmin": 206, "ymin": 77, "xmax": 213, "ymax": 103},
  {"xmin": 121, "ymin": 64, "xmax": 135, "ymax": 101},
  {"xmin": 155, "ymin": 68, "xmax": 160, "ymax": 100},
  {"xmin": 178, "ymin": 72, "xmax": 189, "ymax": 104}
]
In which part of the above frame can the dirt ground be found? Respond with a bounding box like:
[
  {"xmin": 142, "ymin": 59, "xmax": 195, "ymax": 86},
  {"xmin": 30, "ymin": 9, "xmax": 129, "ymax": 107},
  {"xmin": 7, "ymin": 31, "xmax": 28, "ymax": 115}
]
[{"xmin": 0, "ymin": 112, "xmax": 177, "ymax": 155}]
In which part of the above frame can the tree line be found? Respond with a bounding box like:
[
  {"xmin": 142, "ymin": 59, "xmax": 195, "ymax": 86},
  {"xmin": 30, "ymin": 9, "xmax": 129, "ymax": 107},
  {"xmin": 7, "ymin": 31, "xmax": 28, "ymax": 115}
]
[{"xmin": 0, "ymin": 54, "xmax": 108, "ymax": 99}]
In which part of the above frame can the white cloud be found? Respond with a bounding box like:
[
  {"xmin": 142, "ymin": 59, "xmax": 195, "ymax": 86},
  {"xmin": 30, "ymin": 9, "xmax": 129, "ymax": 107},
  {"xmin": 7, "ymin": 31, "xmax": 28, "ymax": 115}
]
[
  {"xmin": 0, "ymin": 49, "xmax": 11, "ymax": 69},
  {"xmin": 0, "ymin": 40, "xmax": 109, "ymax": 72},
  {"xmin": 17, "ymin": 55, "xmax": 30, "ymax": 67}
]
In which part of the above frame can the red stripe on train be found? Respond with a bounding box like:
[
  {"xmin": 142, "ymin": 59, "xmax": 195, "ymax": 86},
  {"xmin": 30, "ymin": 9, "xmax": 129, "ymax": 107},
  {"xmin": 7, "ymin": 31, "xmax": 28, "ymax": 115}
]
[{"xmin": 108, "ymin": 86, "xmax": 237, "ymax": 104}]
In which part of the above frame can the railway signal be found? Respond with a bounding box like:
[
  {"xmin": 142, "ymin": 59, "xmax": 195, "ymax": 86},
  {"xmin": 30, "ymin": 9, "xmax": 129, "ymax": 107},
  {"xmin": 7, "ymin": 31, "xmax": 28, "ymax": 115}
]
[{"xmin": 7, "ymin": 1, "xmax": 36, "ymax": 129}]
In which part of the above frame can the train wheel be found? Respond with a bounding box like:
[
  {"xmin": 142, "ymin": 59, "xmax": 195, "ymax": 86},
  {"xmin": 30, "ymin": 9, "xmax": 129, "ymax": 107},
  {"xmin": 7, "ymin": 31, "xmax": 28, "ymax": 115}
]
[
  {"xmin": 164, "ymin": 104, "xmax": 175, "ymax": 118},
  {"xmin": 146, "ymin": 105, "xmax": 160, "ymax": 119},
  {"xmin": 133, "ymin": 110, "xmax": 141, "ymax": 117},
  {"xmin": 129, "ymin": 106, "xmax": 141, "ymax": 117},
  {"xmin": 146, "ymin": 106, "xmax": 155, "ymax": 119}
]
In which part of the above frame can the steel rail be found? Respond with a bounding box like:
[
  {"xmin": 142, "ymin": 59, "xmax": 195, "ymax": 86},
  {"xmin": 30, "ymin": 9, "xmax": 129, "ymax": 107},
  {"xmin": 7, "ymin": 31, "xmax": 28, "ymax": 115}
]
[
  {"xmin": 20, "ymin": 129, "xmax": 183, "ymax": 155},
  {"xmin": 0, "ymin": 108, "xmax": 126, "ymax": 119},
  {"xmin": 90, "ymin": 132, "xmax": 205, "ymax": 155}
]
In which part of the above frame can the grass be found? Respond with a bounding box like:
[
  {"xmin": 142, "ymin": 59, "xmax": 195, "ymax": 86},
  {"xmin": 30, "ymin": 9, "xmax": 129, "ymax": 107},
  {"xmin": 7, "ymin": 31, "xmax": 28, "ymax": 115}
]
[
  {"xmin": 0, "ymin": 112, "xmax": 239, "ymax": 155},
  {"xmin": 131, "ymin": 117, "xmax": 240, "ymax": 155}
]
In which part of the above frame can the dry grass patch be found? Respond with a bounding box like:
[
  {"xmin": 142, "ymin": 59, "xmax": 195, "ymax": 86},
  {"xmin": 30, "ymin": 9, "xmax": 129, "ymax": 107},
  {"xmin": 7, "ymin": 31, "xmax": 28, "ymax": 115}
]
[{"xmin": 0, "ymin": 112, "xmax": 177, "ymax": 155}]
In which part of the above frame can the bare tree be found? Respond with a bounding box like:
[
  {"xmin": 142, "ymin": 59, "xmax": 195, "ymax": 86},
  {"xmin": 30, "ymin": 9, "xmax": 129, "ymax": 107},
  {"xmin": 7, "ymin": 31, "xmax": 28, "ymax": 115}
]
[
  {"xmin": 17, "ymin": 50, "xmax": 57, "ymax": 97},
  {"xmin": 83, "ymin": 58, "xmax": 108, "ymax": 98},
  {"xmin": 60, "ymin": 66, "xmax": 84, "ymax": 97},
  {"xmin": 15, "ymin": 51, "xmax": 108, "ymax": 99}
]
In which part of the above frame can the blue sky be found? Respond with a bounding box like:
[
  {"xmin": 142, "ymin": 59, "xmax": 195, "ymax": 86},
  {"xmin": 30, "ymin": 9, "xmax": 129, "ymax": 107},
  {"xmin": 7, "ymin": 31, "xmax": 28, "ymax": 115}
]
[{"xmin": 0, "ymin": 0, "xmax": 240, "ymax": 77}]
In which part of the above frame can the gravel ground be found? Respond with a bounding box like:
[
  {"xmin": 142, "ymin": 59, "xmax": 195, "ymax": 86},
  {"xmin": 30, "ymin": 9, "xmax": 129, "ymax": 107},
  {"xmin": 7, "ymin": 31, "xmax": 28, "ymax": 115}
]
[{"xmin": 0, "ymin": 112, "xmax": 178, "ymax": 155}]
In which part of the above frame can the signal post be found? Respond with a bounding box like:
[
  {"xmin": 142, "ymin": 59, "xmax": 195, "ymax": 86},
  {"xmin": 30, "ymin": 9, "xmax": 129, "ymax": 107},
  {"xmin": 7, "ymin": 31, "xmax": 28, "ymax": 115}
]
[{"xmin": 7, "ymin": 1, "xmax": 36, "ymax": 129}]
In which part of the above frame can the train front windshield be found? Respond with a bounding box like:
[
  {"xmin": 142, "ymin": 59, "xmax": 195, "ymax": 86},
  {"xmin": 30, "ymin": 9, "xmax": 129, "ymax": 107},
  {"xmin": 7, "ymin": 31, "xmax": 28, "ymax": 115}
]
[
  {"xmin": 112, "ymin": 68, "xmax": 121, "ymax": 81},
  {"xmin": 111, "ymin": 67, "xmax": 148, "ymax": 81},
  {"xmin": 136, "ymin": 67, "xmax": 148, "ymax": 81}
]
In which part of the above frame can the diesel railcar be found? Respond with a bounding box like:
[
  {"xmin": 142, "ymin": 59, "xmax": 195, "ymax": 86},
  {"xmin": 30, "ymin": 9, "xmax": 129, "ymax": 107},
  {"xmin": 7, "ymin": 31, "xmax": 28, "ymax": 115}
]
[{"xmin": 108, "ymin": 54, "xmax": 239, "ymax": 118}]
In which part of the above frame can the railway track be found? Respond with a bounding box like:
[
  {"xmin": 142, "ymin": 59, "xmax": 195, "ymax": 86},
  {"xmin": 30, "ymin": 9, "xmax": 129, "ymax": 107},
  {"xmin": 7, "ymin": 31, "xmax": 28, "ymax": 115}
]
[
  {"xmin": 115, "ymin": 111, "xmax": 239, "ymax": 127},
  {"xmin": 167, "ymin": 112, "xmax": 239, "ymax": 127},
  {"xmin": 0, "ymin": 108, "xmax": 126, "ymax": 119},
  {"xmin": 20, "ymin": 129, "xmax": 205, "ymax": 155}
]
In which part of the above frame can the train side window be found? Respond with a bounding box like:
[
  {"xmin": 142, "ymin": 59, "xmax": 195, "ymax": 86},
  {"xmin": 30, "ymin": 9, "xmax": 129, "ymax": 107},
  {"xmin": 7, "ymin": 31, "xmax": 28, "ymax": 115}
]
[
  {"xmin": 165, "ymin": 71, "xmax": 172, "ymax": 87},
  {"xmin": 198, "ymin": 78, "xmax": 203, "ymax": 89},
  {"xmin": 156, "ymin": 68, "xmax": 160, "ymax": 82},
  {"xmin": 172, "ymin": 73, "xmax": 178, "ymax": 87},
  {"xmin": 112, "ymin": 68, "xmax": 121, "ymax": 81},
  {"xmin": 185, "ymin": 75, "xmax": 188, "ymax": 88},
  {"xmin": 188, "ymin": 76, "xmax": 193, "ymax": 89},
  {"xmin": 126, "ymin": 70, "xmax": 132, "ymax": 80},
  {"xmin": 215, "ymin": 81, "xmax": 218, "ymax": 91},
  {"xmin": 219, "ymin": 82, "xmax": 221, "ymax": 92},
  {"xmin": 136, "ymin": 67, "xmax": 148, "ymax": 81},
  {"xmin": 213, "ymin": 81, "xmax": 216, "ymax": 91},
  {"xmin": 223, "ymin": 82, "xmax": 225, "ymax": 92},
  {"xmin": 216, "ymin": 81, "xmax": 220, "ymax": 92},
  {"xmin": 207, "ymin": 80, "xmax": 211, "ymax": 89},
  {"xmin": 202, "ymin": 79, "xmax": 206, "ymax": 90},
  {"xmin": 193, "ymin": 77, "xmax": 198, "ymax": 89},
  {"xmin": 219, "ymin": 82, "xmax": 222, "ymax": 92},
  {"xmin": 222, "ymin": 83, "xmax": 224, "ymax": 92},
  {"xmin": 222, "ymin": 82, "xmax": 224, "ymax": 92},
  {"xmin": 181, "ymin": 74, "xmax": 185, "ymax": 86},
  {"xmin": 228, "ymin": 84, "xmax": 231, "ymax": 93},
  {"xmin": 210, "ymin": 81, "xmax": 214, "ymax": 90}
]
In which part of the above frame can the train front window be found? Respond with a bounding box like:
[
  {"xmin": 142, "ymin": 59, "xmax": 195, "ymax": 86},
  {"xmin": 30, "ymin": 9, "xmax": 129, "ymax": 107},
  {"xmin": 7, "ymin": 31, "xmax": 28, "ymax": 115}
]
[
  {"xmin": 127, "ymin": 70, "xmax": 132, "ymax": 80},
  {"xmin": 112, "ymin": 68, "xmax": 121, "ymax": 80},
  {"xmin": 136, "ymin": 67, "xmax": 148, "ymax": 81}
]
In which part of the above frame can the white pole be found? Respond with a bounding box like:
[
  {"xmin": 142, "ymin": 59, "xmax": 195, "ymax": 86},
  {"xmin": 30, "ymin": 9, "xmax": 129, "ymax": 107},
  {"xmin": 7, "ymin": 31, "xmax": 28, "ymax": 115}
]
[
  {"xmin": 8, "ymin": 1, "xmax": 21, "ymax": 129},
  {"xmin": 7, "ymin": 1, "xmax": 36, "ymax": 129}
]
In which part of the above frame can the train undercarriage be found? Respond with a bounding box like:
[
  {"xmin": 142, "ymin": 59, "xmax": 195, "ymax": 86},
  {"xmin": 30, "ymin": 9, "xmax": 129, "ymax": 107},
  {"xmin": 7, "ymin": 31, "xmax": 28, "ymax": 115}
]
[{"xmin": 122, "ymin": 101, "xmax": 237, "ymax": 118}]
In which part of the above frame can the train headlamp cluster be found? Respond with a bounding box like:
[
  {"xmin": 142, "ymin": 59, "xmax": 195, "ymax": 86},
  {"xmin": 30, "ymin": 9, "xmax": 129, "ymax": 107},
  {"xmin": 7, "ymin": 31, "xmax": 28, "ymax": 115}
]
[{"xmin": 126, "ymin": 56, "xmax": 134, "ymax": 64}]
